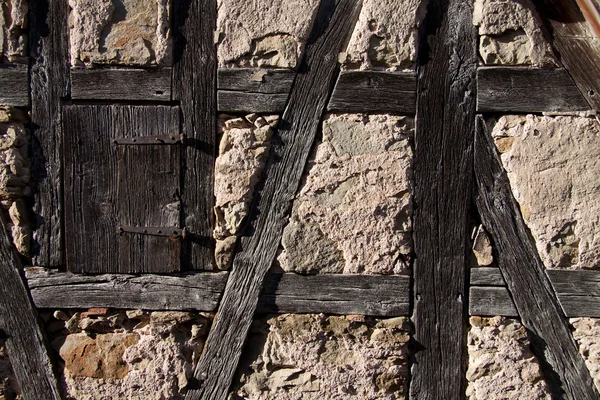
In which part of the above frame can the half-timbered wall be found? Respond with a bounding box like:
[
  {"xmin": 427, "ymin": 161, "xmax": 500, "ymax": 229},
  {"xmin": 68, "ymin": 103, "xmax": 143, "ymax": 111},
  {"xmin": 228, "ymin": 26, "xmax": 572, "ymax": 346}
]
[{"xmin": 2, "ymin": 0, "xmax": 600, "ymax": 399}]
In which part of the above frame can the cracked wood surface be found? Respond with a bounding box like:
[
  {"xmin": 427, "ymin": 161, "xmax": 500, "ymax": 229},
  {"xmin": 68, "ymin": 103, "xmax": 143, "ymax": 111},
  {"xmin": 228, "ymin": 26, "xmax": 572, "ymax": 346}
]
[
  {"xmin": 409, "ymin": 0, "xmax": 477, "ymax": 398},
  {"xmin": 0, "ymin": 215, "xmax": 61, "ymax": 400},
  {"xmin": 184, "ymin": 1, "xmax": 362, "ymax": 398},
  {"xmin": 474, "ymin": 115, "xmax": 599, "ymax": 399}
]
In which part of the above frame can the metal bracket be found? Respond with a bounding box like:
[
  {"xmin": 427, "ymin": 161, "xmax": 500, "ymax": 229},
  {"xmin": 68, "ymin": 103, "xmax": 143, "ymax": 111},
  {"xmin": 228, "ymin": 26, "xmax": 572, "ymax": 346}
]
[
  {"xmin": 118, "ymin": 226, "xmax": 187, "ymax": 239},
  {"xmin": 113, "ymin": 134, "xmax": 185, "ymax": 145}
]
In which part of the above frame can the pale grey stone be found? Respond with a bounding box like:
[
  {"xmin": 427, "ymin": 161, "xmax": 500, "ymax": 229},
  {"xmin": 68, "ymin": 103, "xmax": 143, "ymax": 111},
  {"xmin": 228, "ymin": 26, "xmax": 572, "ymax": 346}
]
[{"xmin": 571, "ymin": 318, "xmax": 600, "ymax": 392}]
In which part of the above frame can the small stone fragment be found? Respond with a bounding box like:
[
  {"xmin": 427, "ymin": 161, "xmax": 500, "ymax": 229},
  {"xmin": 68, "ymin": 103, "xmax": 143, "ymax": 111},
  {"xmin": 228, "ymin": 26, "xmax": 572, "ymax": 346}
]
[
  {"xmin": 215, "ymin": 236, "xmax": 237, "ymax": 270},
  {"xmin": 472, "ymin": 225, "xmax": 493, "ymax": 266}
]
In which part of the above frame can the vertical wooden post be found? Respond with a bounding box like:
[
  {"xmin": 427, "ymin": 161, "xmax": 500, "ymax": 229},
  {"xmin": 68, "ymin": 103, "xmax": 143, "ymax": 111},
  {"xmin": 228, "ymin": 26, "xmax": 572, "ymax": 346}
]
[
  {"xmin": 0, "ymin": 214, "xmax": 61, "ymax": 399},
  {"xmin": 173, "ymin": 0, "xmax": 217, "ymax": 270},
  {"xmin": 410, "ymin": 0, "xmax": 477, "ymax": 398},
  {"xmin": 29, "ymin": 0, "xmax": 70, "ymax": 266}
]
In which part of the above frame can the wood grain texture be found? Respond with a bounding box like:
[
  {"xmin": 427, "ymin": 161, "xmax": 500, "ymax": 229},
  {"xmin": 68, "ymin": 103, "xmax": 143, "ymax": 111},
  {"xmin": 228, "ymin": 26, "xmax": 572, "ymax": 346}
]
[
  {"xmin": 217, "ymin": 68, "xmax": 295, "ymax": 93},
  {"xmin": 531, "ymin": 0, "xmax": 600, "ymax": 110},
  {"xmin": 258, "ymin": 274, "xmax": 410, "ymax": 315},
  {"xmin": 71, "ymin": 68, "xmax": 172, "ymax": 101},
  {"xmin": 410, "ymin": 0, "xmax": 477, "ymax": 398},
  {"xmin": 472, "ymin": 269, "xmax": 600, "ymax": 318},
  {"xmin": 173, "ymin": 0, "xmax": 216, "ymax": 270},
  {"xmin": 469, "ymin": 286, "xmax": 518, "ymax": 317},
  {"xmin": 27, "ymin": 269, "xmax": 228, "ymax": 311},
  {"xmin": 217, "ymin": 91, "xmax": 290, "ymax": 113},
  {"xmin": 63, "ymin": 105, "xmax": 181, "ymax": 274},
  {"xmin": 27, "ymin": 270, "xmax": 409, "ymax": 316},
  {"xmin": 328, "ymin": 71, "xmax": 416, "ymax": 113},
  {"xmin": 184, "ymin": 1, "xmax": 362, "ymax": 399},
  {"xmin": 477, "ymin": 67, "xmax": 590, "ymax": 112},
  {"xmin": 470, "ymin": 267, "xmax": 506, "ymax": 286},
  {"xmin": 30, "ymin": 0, "xmax": 70, "ymax": 266},
  {"xmin": 474, "ymin": 115, "xmax": 599, "ymax": 399},
  {"xmin": 0, "ymin": 215, "xmax": 61, "ymax": 399},
  {"xmin": 0, "ymin": 65, "xmax": 29, "ymax": 106}
]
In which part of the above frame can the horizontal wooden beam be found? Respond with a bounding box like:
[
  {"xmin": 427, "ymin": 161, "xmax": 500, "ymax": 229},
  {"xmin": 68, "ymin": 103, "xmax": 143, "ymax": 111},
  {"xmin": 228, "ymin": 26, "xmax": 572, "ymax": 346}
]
[
  {"xmin": 217, "ymin": 68, "xmax": 417, "ymax": 114},
  {"xmin": 470, "ymin": 268, "xmax": 600, "ymax": 317},
  {"xmin": 327, "ymin": 71, "xmax": 416, "ymax": 113},
  {"xmin": 71, "ymin": 68, "xmax": 172, "ymax": 101},
  {"xmin": 0, "ymin": 65, "xmax": 29, "ymax": 106},
  {"xmin": 26, "ymin": 269, "xmax": 410, "ymax": 316},
  {"xmin": 477, "ymin": 67, "xmax": 590, "ymax": 113}
]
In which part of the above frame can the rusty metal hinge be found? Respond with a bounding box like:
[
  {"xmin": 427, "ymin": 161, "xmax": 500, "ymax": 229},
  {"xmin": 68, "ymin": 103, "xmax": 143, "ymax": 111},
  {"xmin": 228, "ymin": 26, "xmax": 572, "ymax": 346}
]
[
  {"xmin": 113, "ymin": 134, "xmax": 185, "ymax": 145},
  {"xmin": 118, "ymin": 226, "xmax": 187, "ymax": 239}
]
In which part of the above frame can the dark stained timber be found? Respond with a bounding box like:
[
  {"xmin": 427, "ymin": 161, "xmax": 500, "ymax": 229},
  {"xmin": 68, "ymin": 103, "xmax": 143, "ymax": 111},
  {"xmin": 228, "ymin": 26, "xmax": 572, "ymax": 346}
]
[
  {"xmin": 217, "ymin": 91, "xmax": 290, "ymax": 113},
  {"xmin": 184, "ymin": 1, "xmax": 363, "ymax": 399},
  {"xmin": 30, "ymin": 0, "xmax": 70, "ymax": 266},
  {"xmin": 173, "ymin": 0, "xmax": 217, "ymax": 270},
  {"xmin": 409, "ymin": 0, "xmax": 477, "ymax": 398},
  {"xmin": 474, "ymin": 115, "xmax": 599, "ymax": 399},
  {"xmin": 27, "ymin": 271, "xmax": 409, "ymax": 316},
  {"xmin": 0, "ymin": 215, "xmax": 61, "ymax": 399},
  {"xmin": 63, "ymin": 105, "xmax": 182, "ymax": 274},
  {"xmin": 71, "ymin": 68, "xmax": 172, "ymax": 101},
  {"xmin": 217, "ymin": 68, "xmax": 295, "ymax": 93},
  {"xmin": 469, "ymin": 286, "xmax": 518, "ymax": 317},
  {"xmin": 469, "ymin": 267, "xmax": 506, "ymax": 286},
  {"xmin": 0, "ymin": 65, "xmax": 29, "ymax": 106},
  {"xmin": 328, "ymin": 71, "xmax": 416, "ymax": 114},
  {"xmin": 477, "ymin": 67, "xmax": 590, "ymax": 112}
]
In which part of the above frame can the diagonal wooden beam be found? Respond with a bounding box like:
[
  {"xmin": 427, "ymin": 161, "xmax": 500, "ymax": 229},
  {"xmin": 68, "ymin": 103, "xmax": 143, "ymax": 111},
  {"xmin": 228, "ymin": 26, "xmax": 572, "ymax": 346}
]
[
  {"xmin": 184, "ymin": 1, "xmax": 362, "ymax": 399},
  {"xmin": 474, "ymin": 115, "xmax": 599, "ymax": 399},
  {"xmin": 531, "ymin": 0, "xmax": 600, "ymax": 111},
  {"xmin": 409, "ymin": 0, "xmax": 477, "ymax": 398},
  {"xmin": 0, "ymin": 214, "xmax": 62, "ymax": 399}
]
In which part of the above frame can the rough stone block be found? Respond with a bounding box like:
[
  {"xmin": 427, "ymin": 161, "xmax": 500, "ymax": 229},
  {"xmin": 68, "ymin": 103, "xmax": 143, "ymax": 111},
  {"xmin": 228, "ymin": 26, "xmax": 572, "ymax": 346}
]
[
  {"xmin": 341, "ymin": 0, "xmax": 424, "ymax": 70},
  {"xmin": 473, "ymin": 0, "xmax": 555, "ymax": 66},
  {"xmin": 216, "ymin": 0, "xmax": 320, "ymax": 68},
  {"xmin": 68, "ymin": 0, "xmax": 171, "ymax": 67},
  {"xmin": 0, "ymin": 0, "xmax": 28, "ymax": 63},
  {"xmin": 571, "ymin": 317, "xmax": 600, "ymax": 392},
  {"xmin": 467, "ymin": 316, "xmax": 551, "ymax": 399},
  {"xmin": 278, "ymin": 114, "xmax": 413, "ymax": 275},
  {"xmin": 233, "ymin": 314, "xmax": 411, "ymax": 399},
  {"xmin": 490, "ymin": 115, "xmax": 600, "ymax": 270}
]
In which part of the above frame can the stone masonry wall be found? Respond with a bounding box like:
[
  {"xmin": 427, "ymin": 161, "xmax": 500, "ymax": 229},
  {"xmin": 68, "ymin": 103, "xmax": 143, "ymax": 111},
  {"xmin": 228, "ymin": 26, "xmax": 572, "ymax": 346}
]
[{"xmin": 2, "ymin": 0, "xmax": 600, "ymax": 399}]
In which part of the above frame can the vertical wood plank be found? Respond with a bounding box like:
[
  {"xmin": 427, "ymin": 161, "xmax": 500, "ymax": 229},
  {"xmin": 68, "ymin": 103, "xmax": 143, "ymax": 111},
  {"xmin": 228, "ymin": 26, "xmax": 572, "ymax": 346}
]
[
  {"xmin": 0, "ymin": 214, "xmax": 61, "ymax": 399},
  {"xmin": 184, "ymin": 1, "xmax": 362, "ymax": 399},
  {"xmin": 173, "ymin": 0, "xmax": 217, "ymax": 270},
  {"xmin": 410, "ymin": 0, "xmax": 477, "ymax": 398},
  {"xmin": 29, "ymin": 0, "xmax": 70, "ymax": 266},
  {"xmin": 64, "ymin": 105, "xmax": 181, "ymax": 273},
  {"xmin": 474, "ymin": 116, "xmax": 599, "ymax": 399}
]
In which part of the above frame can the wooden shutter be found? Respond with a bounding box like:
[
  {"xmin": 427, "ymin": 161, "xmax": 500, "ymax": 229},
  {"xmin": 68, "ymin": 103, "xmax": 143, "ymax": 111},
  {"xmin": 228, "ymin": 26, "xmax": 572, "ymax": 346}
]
[{"xmin": 63, "ymin": 105, "xmax": 182, "ymax": 273}]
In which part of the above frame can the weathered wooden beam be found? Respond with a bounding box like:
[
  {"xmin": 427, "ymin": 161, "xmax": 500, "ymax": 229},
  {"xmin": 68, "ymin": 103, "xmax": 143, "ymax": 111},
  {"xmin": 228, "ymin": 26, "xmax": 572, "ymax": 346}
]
[
  {"xmin": 217, "ymin": 91, "xmax": 290, "ymax": 114},
  {"xmin": 185, "ymin": 1, "xmax": 362, "ymax": 399},
  {"xmin": 471, "ymin": 268, "xmax": 600, "ymax": 318},
  {"xmin": 217, "ymin": 69, "xmax": 417, "ymax": 114},
  {"xmin": 71, "ymin": 68, "xmax": 172, "ymax": 101},
  {"xmin": 477, "ymin": 67, "xmax": 590, "ymax": 113},
  {"xmin": 173, "ymin": 0, "xmax": 216, "ymax": 270},
  {"xmin": 26, "ymin": 270, "xmax": 409, "ymax": 316},
  {"xmin": 328, "ymin": 71, "xmax": 416, "ymax": 113},
  {"xmin": 410, "ymin": 0, "xmax": 476, "ymax": 398},
  {"xmin": 469, "ymin": 286, "xmax": 518, "ymax": 317},
  {"xmin": 531, "ymin": 0, "xmax": 600, "ymax": 111},
  {"xmin": 474, "ymin": 115, "xmax": 599, "ymax": 399},
  {"xmin": 30, "ymin": 0, "xmax": 70, "ymax": 266},
  {"xmin": 0, "ymin": 216, "xmax": 61, "ymax": 399},
  {"xmin": 0, "ymin": 65, "xmax": 29, "ymax": 106}
]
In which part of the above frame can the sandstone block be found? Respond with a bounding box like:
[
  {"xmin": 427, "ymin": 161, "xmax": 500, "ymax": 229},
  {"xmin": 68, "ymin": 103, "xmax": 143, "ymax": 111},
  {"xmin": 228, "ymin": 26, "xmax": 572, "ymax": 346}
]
[
  {"xmin": 0, "ymin": 0, "xmax": 28, "ymax": 63},
  {"xmin": 216, "ymin": 0, "xmax": 320, "ymax": 68},
  {"xmin": 473, "ymin": 0, "xmax": 555, "ymax": 66},
  {"xmin": 490, "ymin": 115, "xmax": 600, "ymax": 270},
  {"xmin": 68, "ymin": 0, "xmax": 171, "ymax": 67},
  {"xmin": 278, "ymin": 114, "xmax": 414, "ymax": 274}
]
